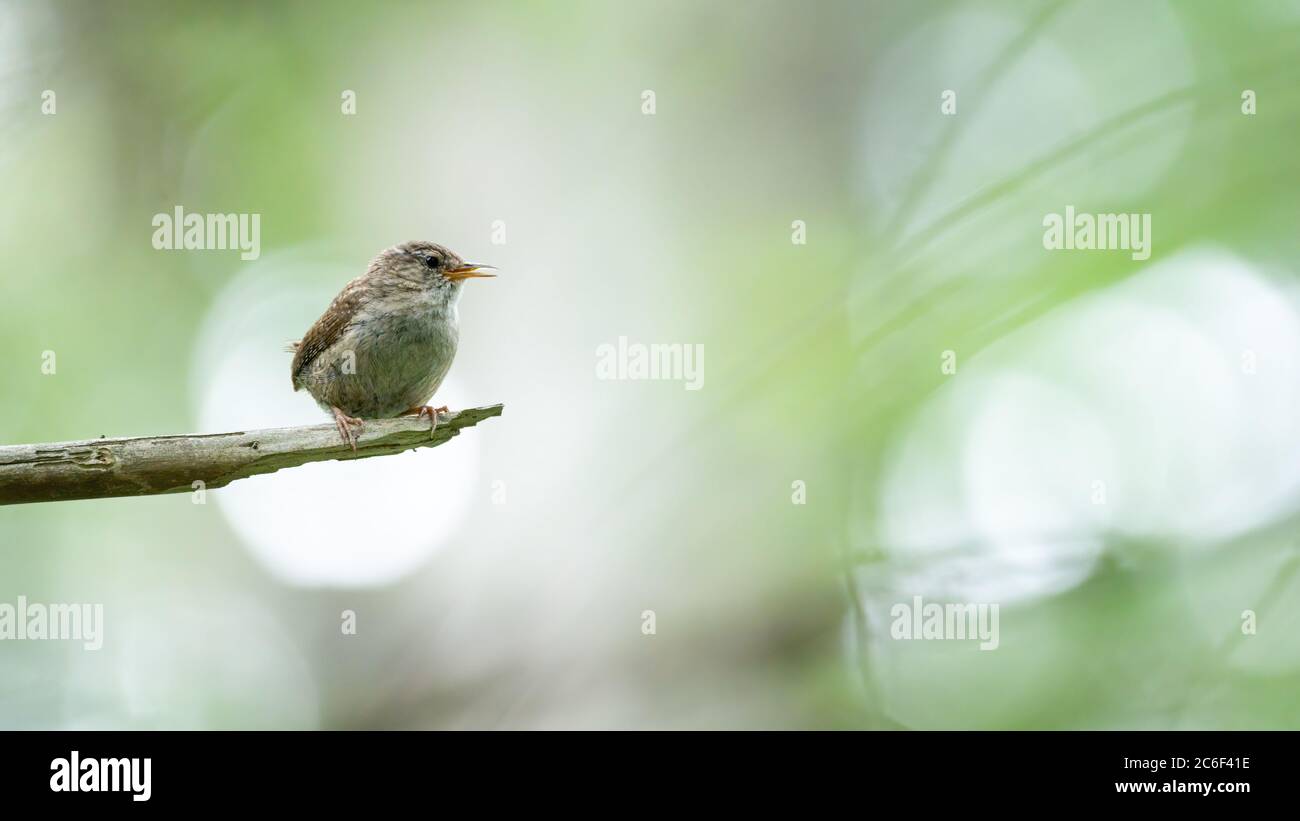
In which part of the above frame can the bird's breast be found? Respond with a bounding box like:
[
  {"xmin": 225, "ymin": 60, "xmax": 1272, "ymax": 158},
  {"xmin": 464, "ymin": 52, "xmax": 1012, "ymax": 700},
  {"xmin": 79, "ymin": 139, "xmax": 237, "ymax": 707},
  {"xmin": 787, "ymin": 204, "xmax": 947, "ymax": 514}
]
[
  {"xmin": 335, "ymin": 309, "xmax": 456, "ymax": 411},
  {"xmin": 355, "ymin": 309, "xmax": 457, "ymax": 365}
]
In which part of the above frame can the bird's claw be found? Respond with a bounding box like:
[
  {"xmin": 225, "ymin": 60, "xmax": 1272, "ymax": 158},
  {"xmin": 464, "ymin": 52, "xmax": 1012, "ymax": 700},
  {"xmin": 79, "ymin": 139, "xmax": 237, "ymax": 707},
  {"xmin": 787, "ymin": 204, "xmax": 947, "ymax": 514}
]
[
  {"xmin": 331, "ymin": 406, "xmax": 364, "ymax": 451},
  {"xmin": 407, "ymin": 405, "xmax": 450, "ymax": 439}
]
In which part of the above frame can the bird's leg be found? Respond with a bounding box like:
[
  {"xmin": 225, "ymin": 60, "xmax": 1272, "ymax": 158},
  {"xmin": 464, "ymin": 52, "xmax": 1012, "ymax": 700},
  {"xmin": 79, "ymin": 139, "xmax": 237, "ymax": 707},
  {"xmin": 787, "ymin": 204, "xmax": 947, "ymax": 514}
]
[
  {"xmin": 331, "ymin": 406, "xmax": 364, "ymax": 451},
  {"xmin": 403, "ymin": 405, "xmax": 450, "ymax": 439}
]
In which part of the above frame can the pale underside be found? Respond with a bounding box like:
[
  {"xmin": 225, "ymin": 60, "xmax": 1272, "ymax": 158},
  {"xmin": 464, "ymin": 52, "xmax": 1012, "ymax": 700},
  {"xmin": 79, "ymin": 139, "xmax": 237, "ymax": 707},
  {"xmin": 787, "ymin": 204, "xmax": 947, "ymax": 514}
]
[{"xmin": 292, "ymin": 282, "xmax": 460, "ymax": 419}]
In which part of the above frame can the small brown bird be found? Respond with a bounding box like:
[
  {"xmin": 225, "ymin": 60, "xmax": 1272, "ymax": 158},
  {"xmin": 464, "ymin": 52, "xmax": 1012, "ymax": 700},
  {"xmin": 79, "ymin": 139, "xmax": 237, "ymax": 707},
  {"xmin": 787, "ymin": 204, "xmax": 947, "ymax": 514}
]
[{"xmin": 288, "ymin": 241, "xmax": 495, "ymax": 449}]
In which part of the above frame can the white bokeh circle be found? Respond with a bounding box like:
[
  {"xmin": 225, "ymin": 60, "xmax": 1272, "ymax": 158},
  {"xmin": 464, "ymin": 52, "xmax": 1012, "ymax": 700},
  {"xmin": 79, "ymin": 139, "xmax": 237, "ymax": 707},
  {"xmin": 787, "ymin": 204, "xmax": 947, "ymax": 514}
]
[
  {"xmin": 863, "ymin": 247, "xmax": 1300, "ymax": 607},
  {"xmin": 191, "ymin": 250, "xmax": 481, "ymax": 587}
]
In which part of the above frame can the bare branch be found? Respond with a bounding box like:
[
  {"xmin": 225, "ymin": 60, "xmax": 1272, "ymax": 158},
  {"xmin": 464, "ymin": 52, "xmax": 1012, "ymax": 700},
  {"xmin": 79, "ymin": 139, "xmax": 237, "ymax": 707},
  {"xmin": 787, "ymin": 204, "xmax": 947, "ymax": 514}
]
[{"xmin": 0, "ymin": 404, "xmax": 504, "ymax": 506}]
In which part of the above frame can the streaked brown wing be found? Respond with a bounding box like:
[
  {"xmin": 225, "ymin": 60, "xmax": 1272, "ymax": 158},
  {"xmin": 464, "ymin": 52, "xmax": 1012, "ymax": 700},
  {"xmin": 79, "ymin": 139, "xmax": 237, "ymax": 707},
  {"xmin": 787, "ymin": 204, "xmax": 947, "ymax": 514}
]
[{"xmin": 290, "ymin": 276, "xmax": 366, "ymax": 389}]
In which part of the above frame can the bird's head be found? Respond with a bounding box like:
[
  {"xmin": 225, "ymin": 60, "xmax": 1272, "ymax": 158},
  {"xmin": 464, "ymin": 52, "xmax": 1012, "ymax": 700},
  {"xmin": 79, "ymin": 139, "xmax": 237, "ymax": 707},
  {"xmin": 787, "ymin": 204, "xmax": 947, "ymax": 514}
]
[{"xmin": 371, "ymin": 240, "xmax": 496, "ymax": 304}]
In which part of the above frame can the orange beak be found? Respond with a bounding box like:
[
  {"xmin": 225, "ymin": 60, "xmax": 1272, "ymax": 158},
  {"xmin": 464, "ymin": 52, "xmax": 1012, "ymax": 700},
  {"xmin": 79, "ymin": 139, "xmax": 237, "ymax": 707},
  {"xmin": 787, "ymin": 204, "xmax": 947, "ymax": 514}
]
[{"xmin": 445, "ymin": 263, "xmax": 497, "ymax": 281}]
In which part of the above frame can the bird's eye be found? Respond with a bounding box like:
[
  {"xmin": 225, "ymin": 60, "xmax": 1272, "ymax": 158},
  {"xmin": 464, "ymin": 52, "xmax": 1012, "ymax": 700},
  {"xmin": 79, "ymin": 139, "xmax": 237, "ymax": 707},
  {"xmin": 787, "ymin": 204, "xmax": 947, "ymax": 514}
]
[{"xmin": 423, "ymin": 254, "xmax": 440, "ymax": 269}]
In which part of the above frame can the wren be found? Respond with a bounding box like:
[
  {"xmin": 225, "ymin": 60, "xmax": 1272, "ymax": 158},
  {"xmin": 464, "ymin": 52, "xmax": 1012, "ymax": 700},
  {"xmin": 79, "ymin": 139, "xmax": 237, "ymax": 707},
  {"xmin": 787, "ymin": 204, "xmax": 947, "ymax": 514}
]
[{"xmin": 288, "ymin": 241, "xmax": 495, "ymax": 449}]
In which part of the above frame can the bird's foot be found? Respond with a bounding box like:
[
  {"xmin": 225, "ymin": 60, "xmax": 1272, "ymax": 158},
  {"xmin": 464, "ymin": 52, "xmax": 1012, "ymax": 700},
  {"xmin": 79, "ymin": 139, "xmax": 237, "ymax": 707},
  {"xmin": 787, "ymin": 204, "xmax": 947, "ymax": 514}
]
[
  {"xmin": 404, "ymin": 405, "xmax": 450, "ymax": 439},
  {"xmin": 331, "ymin": 406, "xmax": 365, "ymax": 451}
]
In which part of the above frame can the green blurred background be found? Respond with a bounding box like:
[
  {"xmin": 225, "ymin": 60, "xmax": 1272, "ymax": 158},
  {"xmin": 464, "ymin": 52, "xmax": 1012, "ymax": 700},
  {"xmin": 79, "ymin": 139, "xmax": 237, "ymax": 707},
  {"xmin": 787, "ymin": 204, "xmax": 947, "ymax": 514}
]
[{"xmin": 1, "ymin": 0, "xmax": 1299, "ymax": 728}]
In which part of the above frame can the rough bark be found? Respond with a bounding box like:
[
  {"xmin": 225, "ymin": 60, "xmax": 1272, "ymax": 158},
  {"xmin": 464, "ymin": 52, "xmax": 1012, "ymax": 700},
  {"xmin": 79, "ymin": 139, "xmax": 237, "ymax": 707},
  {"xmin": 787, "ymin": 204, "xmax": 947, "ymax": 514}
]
[{"xmin": 0, "ymin": 404, "xmax": 503, "ymax": 506}]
